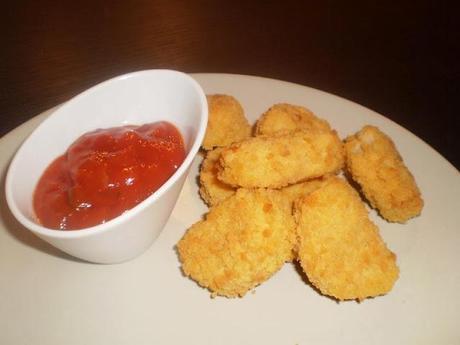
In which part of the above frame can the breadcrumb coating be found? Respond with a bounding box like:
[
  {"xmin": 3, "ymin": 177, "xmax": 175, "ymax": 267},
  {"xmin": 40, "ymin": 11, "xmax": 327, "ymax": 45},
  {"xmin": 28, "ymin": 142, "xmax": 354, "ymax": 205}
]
[
  {"xmin": 277, "ymin": 176, "xmax": 333, "ymax": 262},
  {"xmin": 294, "ymin": 177, "xmax": 399, "ymax": 301},
  {"xmin": 344, "ymin": 125, "xmax": 423, "ymax": 223},
  {"xmin": 217, "ymin": 130, "xmax": 344, "ymax": 188},
  {"xmin": 202, "ymin": 94, "xmax": 252, "ymax": 150},
  {"xmin": 177, "ymin": 189, "xmax": 296, "ymax": 298},
  {"xmin": 279, "ymin": 175, "xmax": 333, "ymax": 206},
  {"xmin": 255, "ymin": 103, "xmax": 331, "ymax": 136},
  {"xmin": 199, "ymin": 147, "xmax": 236, "ymax": 206}
]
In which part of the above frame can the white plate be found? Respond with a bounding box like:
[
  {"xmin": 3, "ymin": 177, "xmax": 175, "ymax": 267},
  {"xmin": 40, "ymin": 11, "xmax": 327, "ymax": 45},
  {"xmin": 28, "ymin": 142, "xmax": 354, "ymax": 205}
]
[{"xmin": 1, "ymin": 73, "xmax": 459, "ymax": 345}]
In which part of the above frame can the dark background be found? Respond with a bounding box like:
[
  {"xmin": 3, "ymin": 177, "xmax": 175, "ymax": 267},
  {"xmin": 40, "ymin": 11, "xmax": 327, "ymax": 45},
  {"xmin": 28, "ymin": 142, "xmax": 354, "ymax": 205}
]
[{"xmin": 1, "ymin": 1, "xmax": 457, "ymax": 169}]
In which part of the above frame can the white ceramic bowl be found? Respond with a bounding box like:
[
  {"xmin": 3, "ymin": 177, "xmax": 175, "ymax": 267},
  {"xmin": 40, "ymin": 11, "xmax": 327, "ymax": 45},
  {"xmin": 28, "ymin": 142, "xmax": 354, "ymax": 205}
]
[{"xmin": 5, "ymin": 70, "xmax": 208, "ymax": 264}]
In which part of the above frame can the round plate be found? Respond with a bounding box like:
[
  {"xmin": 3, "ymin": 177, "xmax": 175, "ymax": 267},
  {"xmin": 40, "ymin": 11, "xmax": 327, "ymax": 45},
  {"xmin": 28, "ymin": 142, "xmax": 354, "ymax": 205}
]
[{"xmin": 1, "ymin": 73, "xmax": 459, "ymax": 344}]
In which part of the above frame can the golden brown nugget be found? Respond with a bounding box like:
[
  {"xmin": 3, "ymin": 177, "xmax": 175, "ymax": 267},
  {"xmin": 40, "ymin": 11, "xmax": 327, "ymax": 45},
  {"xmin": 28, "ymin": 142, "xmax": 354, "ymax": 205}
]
[
  {"xmin": 217, "ymin": 130, "xmax": 344, "ymax": 188},
  {"xmin": 294, "ymin": 178, "xmax": 399, "ymax": 301},
  {"xmin": 202, "ymin": 94, "xmax": 252, "ymax": 150},
  {"xmin": 345, "ymin": 125, "xmax": 423, "ymax": 223},
  {"xmin": 278, "ymin": 177, "xmax": 332, "ymax": 262},
  {"xmin": 255, "ymin": 103, "xmax": 331, "ymax": 136},
  {"xmin": 199, "ymin": 148, "xmax": 236, "ymax": 206},
  {"xmin": 279, "ymin": 175, "xmax": 333, "ymax": 206},
  {"xmin": 177, "ymin": 189, "xmax": 295, "ymax": 298}
]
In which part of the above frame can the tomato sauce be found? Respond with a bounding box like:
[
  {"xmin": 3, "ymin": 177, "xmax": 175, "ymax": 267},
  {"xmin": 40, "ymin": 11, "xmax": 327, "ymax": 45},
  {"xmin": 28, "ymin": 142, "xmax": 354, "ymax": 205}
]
[{"xmin": 33, "ymin": 121, "xmax": 186, "ymax": 230}]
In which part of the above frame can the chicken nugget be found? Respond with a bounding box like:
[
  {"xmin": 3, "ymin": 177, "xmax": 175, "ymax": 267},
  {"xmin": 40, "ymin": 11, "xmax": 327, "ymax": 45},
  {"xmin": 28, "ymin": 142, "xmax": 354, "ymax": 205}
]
[
  {"xmin": 255, "ymin": 103, "xmax": 331, "ymax": 136},
  {"xmin": 344, "ymin": 125, "xmax": 423, "ymax": 223},
  {"xmin": 217, "ymin": 130, "xmax": 344, "ymax": 188},
  {"xmin": 199, "ymin": 147, "xmax": 236, "ymax": 206},
  {"xmin": 202, "ymin": 94, "xmax": 252, "ymax": 150},
  {"xmin": 279, "ymin": 175, "xmax": 333, "ymax": 206},
  {"xmin": 177, "ymin": 189, "xmax": 295, "ymax": 298},
  {"xmin": 294, "ymin": 177, "xmax": 399, "ymax": 301},
  {"xmin": 276, "ymin": 176, "xmax": 332, "ymax": 262}
]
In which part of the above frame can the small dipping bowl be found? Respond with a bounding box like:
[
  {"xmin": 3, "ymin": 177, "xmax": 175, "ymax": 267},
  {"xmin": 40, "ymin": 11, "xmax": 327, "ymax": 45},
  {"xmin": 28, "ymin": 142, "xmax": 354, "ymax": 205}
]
[{"xmin": 5, "ymin": 70, "xmax": 208, "ymax": 264}]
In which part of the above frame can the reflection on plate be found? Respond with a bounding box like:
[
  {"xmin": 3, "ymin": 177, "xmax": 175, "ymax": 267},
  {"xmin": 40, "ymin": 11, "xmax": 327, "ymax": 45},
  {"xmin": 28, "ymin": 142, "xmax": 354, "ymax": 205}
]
[{"xmin": 1, "ymin": 74, "xmax": 459, "ymax": 345}]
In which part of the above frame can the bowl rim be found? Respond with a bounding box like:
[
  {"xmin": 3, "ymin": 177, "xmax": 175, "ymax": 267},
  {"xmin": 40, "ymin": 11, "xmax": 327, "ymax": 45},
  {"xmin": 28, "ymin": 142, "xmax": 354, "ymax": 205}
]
[{"xmin": 5, "ymin": 69, "xmax": 208, "ymax": 239}]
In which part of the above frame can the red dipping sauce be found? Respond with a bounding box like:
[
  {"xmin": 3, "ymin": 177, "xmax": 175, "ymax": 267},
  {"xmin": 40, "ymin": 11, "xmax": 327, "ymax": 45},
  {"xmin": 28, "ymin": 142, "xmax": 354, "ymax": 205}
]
[{"xmin": 33, "ymin": 121, "xmax": 186, "ymax": 230}]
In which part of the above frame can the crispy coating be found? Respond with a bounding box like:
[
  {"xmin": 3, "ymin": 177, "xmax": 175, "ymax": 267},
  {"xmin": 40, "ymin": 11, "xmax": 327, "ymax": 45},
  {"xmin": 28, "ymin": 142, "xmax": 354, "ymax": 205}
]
[
  {"xmin": 202, "ymin": 94, "xmax": 252, "ymax": 150},
  {"xmin": 279, "ymin": 175, "xmax": 333, "ymax": 206},
  {"xmin": 294, "ymin": 177, "xmax": 399, "ymax": 301},
  {"xmin": 344, "ymin": 125, "xmax": 423, "ymax": 223},
  {"xmin": 199, "ymin": 147, "xmax": 236, "ymax": 206},
  {"xmin": 177, "ymin": 189, "xmax": 295, "ymax": 298},
  {"xmin": 217, "ymin": 130, "xmax": 344, "ymax": 188},
  {"xmin": 277, "ymin": 176, "xmax": 333, "ymax": 262},
  {"xmin": 255, "ymin": 103, "xmax": 331, "ymax": 136}
]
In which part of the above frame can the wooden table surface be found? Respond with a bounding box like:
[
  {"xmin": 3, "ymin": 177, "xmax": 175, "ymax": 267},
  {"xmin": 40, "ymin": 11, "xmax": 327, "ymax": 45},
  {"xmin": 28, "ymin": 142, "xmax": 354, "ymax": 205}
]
[{"xmin": 1, "ymin": 1, "xmax": 457, "ymax": 169}]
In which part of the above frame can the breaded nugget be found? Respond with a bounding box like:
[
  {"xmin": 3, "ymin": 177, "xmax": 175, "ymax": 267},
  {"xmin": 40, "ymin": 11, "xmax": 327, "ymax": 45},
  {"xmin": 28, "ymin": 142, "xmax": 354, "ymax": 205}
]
[
  {"xmin": 202, "ymin": 94, "xmax": 252, "ymax": 150},
  {"xmin": 199, "ymin": 147, "xmax": 236, "ymax": 206},
  {"xmin": 277, "ymin": 176, "xmax": 332, "ymax": 262},
  {"xmin": 217, "ymin": 130, "xmax": 344, "ymax": 188},
  {"xmin": 177, "ymin": 189, "xmax": 295, "ymax": 298},
  {"xmin": 255, "ymin": 103, "xmax": 331, "ymax": 136},
  {"xmin": 344, "ymin": 125, "xmax": 423, "ymax": 223},
  {"xmin": 294, "ymin": 177, "xmax": 399, "ymax": 301},
  {"xmin": 279, "ymin": 175, "xmax": 333, "ymax": 206}
]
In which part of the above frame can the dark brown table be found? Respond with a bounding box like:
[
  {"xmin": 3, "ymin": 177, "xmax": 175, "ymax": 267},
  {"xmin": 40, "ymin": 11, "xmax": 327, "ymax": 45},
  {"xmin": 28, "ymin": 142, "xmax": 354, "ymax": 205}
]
[{"xmin": 1, "ymin": 1, "xmax": 457, "ymax": 169}]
